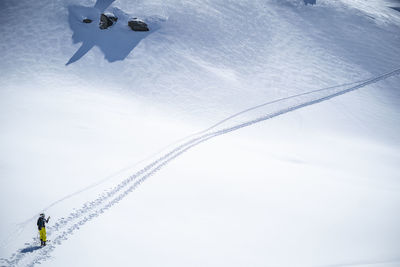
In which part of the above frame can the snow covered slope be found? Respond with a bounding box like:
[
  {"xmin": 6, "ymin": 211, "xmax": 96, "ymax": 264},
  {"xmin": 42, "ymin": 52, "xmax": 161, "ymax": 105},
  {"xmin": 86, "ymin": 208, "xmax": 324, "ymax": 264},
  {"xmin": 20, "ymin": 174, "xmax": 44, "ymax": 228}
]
[{"xmin": 0, "ymin": 0, "xmax": 400, "ymax": 266}]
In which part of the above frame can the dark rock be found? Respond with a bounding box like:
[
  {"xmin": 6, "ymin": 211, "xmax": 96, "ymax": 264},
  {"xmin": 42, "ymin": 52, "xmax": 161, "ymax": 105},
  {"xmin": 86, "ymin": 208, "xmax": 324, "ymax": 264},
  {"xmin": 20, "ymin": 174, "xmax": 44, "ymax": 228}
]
[
  {"xmin": 82, "ymin": 18, "xmax": 92, "ymax": 23},
  {"xmin": 99, "ymin": 13, "xmax": 118, "ymax": 30},
  {"xmin": 128, "ymin": 20, "xmax": 149, "ymax": 31}
]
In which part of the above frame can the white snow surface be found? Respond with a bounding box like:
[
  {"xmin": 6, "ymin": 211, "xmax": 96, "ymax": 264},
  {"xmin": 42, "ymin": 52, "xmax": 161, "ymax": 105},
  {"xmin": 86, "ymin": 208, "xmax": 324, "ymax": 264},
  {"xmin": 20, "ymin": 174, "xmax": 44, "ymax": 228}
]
[{"xmin": 0, "ymin": 0, "xmax": 400, "ymax": 266}]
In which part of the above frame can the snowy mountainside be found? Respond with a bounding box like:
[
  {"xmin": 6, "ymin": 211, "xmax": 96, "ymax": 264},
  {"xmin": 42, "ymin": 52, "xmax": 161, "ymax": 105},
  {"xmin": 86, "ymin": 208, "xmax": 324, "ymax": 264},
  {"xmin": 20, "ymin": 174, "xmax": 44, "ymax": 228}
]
[{"xmin": 0, "ymin": 0, "xmax": 400, "ymax": 266}]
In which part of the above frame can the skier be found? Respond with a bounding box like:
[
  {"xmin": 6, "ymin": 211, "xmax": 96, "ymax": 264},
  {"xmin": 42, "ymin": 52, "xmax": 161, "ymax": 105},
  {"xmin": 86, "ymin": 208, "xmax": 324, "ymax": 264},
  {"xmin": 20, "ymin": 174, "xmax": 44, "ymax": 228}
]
[{"xmin": 37, "ymin": 213, "xmax": 50, "ymax": 246}]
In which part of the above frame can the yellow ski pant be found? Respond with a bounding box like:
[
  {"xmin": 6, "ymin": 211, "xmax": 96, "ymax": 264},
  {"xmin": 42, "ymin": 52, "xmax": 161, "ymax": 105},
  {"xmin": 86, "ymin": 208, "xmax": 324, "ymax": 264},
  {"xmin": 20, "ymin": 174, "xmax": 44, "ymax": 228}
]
[{"xmin": 39, "ymin": 228, "xmax": 46, "ymax": 242}]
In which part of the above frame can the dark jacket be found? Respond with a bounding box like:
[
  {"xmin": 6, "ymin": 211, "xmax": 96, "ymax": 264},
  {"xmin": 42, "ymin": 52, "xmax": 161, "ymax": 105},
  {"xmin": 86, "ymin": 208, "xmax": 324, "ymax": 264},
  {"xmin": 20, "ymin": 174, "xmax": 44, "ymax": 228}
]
[{"xmin": 37, "ymin": 217, "xmax": 49, "ymax": 230}]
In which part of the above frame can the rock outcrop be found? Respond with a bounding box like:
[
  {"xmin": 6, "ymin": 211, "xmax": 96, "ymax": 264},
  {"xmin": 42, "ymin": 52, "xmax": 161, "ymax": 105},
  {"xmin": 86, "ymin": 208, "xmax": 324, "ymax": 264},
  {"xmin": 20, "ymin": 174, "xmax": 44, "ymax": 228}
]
[
  {"xmin": 128, "ymin": 19, "xmax": 149, "ymax": 31},
  {"xmin": 99, "ymin": 13, "xmax": 118, "ymax": 30}
]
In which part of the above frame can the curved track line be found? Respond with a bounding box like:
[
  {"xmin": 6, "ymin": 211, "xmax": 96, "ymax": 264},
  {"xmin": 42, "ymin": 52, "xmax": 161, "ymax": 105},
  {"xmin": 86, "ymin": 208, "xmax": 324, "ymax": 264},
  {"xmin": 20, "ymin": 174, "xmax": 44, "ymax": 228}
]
[
  {"xmin": 3, "ymin": 67, "xmax": 399, "ymax": 267},
  {"xmin": 132, "ymin": 67, "xmax": 400, "ymax": 160},
  {"xmin": 9, "ymin": 68, "xmax": 394, "ymax": 240}
]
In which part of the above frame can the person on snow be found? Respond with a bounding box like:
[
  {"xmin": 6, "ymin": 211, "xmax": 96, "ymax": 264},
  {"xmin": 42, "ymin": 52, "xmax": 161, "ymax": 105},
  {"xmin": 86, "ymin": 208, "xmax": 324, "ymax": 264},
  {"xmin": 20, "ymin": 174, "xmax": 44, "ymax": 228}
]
[{"xmin": 37, "ymin": 213, "xmax": 50, "ymax": 246}]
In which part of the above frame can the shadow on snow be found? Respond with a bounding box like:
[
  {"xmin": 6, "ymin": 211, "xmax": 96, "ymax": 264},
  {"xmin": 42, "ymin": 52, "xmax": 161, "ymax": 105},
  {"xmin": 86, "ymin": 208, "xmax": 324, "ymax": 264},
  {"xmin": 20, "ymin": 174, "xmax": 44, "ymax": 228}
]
[
  {"xmin": 66, "ymin": 0, "xmax": 161, "ymax": 65},
  {"xmin": 20, "ymin": 246, "xmax": 42, "ymax": 253}
]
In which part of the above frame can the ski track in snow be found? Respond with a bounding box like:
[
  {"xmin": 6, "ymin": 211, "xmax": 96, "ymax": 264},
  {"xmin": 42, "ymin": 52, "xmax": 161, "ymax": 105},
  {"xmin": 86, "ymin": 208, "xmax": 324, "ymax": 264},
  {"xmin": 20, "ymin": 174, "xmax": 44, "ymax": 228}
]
[
  {"xmin": 1, "ymin": 67, "xmax": 399, "ymax": 267},
  {"xmin": 2, "ymin": 73, "xmax": 366, "ymax": 243},
  {"xmin": 12, "ymin": 71, "xmax": 389, "ymax": 227}
]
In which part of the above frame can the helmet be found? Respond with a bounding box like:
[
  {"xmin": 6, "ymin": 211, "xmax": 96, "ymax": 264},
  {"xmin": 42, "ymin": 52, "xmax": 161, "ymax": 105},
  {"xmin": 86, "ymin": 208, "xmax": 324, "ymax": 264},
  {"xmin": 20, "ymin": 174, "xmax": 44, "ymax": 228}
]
[{"xmin": 40, "ymin": 213, "xmax": 45, "ymax": 217}]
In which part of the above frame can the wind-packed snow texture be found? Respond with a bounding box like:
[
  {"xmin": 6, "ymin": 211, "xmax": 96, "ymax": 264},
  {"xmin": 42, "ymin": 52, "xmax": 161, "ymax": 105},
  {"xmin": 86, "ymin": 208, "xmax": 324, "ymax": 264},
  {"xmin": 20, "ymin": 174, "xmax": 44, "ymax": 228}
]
[{"xmin": 0, "ymin": 0, "xmax": 400, "ymax": 266}]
